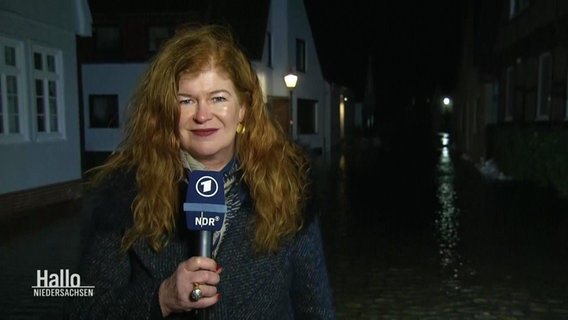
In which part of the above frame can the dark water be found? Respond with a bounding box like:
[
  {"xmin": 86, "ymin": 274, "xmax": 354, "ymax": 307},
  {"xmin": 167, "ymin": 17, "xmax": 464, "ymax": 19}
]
[
  {"xmin": 316, "ymin": 136, "xmax": 568, "ymax": 319},
  {"xmin": 1, "ymin": 135, "xmax": 568, "ymax": 319}
]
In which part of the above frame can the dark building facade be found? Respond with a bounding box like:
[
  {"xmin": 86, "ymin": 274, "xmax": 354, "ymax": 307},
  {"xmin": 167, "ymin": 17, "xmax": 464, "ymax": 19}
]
[{"xmin": 456, "ymin": 0, "xmax": 568, "ymax": 196}]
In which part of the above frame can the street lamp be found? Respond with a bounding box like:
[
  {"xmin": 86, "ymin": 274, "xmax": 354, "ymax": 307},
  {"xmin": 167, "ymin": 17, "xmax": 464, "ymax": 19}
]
[
  {"xmin": 441, "ymin": 96, "xmax": 453, "ymax": 113},
  {"xmin": 284, "ymin": 72, "xmax": 298, "ymax": 138}
]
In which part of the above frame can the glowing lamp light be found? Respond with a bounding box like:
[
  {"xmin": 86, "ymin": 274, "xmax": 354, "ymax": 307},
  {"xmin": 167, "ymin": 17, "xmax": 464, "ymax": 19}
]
[
  {"xmin": 283, "ymin": 72, "xmax": 298, "ymax": 139},
  {"xmin": 284, "ymin": 73, "xmax": 298, "ymax": 89},
  {"xmin": 441, "ymin": 96, "xmax": 453, "ymax": 113},
  {"xmin": 440, "ymin": 132, "xmax": 449, "ymax": 146}
]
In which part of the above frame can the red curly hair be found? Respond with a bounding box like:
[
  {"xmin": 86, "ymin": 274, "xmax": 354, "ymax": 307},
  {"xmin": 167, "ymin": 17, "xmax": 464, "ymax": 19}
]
[{"xmin": 87, "ymin": 24, "xmax": 311, "ymax": 253}]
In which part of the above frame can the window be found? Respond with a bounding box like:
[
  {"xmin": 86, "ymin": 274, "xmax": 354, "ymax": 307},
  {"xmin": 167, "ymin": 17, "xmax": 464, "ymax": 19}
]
[
  {"xmin": 96, "ymin": 26, "xmax": 121, "ymax": 54},
  {"xmin": 504, "ymin": 66, "xmax": 514, "ymax": 121},
  {"xmin": 33, "ymin": 46, "xmax": 62, "ymax": 134},
  {"xmin": 297, "ymin": 98, "xmax": 317, "ymax": 134},
  {"xmin": 0, "ymin": 38, "xmax": 66, "ymax": 143},
  {"xmin": 296, "ymin": 39, "xmax": 306, "ymax": 73},
  {"xmin": 0, "ymin": 37, "xmax": 25, "ymax": 140},
  {"xmin": 537, "ymin": 52, "xmax": 552, "ymax": 120},
  {"xmin": 89, "ymin": 94, "xmax": 119, "ymax": 128},
  {"xmin": 148, "ymin": 26, "xmax": 170, "ymax": 53}
]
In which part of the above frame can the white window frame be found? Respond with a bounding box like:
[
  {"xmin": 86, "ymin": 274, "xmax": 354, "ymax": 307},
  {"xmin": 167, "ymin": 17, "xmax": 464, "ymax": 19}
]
[
  {"xmin": 536, "ymin": 52, "xmax": 551, "ymax": 121},
  {"xmin": 0, "ymin": 36, "xmax": 28, "ymax": 144},
  {"xmin": 32, "ymin": 44, "xmax": 65, "ymax": 141}
]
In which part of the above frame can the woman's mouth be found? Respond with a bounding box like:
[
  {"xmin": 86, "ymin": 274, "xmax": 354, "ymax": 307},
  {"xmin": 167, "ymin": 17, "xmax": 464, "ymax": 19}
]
[{"xmin": 191, "ymin": 129, "xmax": 217, "ymax": 137}]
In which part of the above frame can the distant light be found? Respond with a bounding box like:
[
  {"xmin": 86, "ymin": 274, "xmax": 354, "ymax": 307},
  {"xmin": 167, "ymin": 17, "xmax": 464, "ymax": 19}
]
[
  {"xmin": 344, "ymin": 97, "xmax": 348, "ymax": 102},
  {"xmin": 441, "ymin": 96, "xmax": 453, "ymax": 113},
  {"xmin": 440, "ymin": 133, "xmax": 449, "ymax": 146}
]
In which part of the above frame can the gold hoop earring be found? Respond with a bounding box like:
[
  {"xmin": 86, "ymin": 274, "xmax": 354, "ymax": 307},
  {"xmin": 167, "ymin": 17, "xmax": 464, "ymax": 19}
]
[{"xmin": 236, "ymin": 123, "xmax": 246, "ymax": 134}]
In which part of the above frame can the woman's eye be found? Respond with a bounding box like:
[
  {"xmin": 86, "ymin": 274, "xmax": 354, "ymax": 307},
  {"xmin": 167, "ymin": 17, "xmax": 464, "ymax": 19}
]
[
  {"xmin": 179, "ymin": 98, "xmax": 193, "ymax": 105},
  {"xmin": 212, "ymin": 96, "xmax": 227, "ymax": 103}
]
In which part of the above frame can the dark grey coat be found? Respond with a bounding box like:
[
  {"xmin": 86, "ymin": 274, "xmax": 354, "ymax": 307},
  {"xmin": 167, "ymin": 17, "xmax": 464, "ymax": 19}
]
[{"xmin": 68, "ymin": 170, "xmax": 336, "ymax": 319}]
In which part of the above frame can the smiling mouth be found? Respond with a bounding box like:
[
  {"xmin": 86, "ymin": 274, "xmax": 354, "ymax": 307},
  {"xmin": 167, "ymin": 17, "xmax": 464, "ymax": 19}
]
[{"xmin": 191, "ymin": 129, "xmax": 217, "ymax": 137}]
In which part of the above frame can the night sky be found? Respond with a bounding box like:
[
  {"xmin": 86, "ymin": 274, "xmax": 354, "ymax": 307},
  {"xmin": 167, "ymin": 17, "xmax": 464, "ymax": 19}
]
[{"xmin": 304, "ymin": 0, "xmax": 464, "ymax": 102}]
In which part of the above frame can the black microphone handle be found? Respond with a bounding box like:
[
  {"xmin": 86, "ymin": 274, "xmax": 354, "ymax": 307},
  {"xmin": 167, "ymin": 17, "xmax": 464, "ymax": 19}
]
[
  {"xmin": 196, "ymin": 230, "xmax": 212, "ymax": 319},
  {"xmin": 198, "ymin": 230, "xmax": 212, "ymax": 258}
]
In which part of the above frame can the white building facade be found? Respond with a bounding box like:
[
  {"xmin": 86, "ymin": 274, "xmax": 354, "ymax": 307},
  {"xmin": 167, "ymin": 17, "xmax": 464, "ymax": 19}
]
[
  {"xmin": 81, "ymin": 0, "xmax": 332, "ymax": 159},
  {"xmin": 0, "ymin": 0, "xmax": 91, "ymax": 214}
]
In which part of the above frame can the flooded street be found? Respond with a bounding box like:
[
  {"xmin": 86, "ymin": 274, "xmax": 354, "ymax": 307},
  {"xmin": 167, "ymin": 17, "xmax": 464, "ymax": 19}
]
[
  {"xmin": 2, "ymin": 136, "xmax": 568, "ymax": 319},
  {"xmin": 316, "ymin": 136, "xmax": 568, "ymax": 319}
]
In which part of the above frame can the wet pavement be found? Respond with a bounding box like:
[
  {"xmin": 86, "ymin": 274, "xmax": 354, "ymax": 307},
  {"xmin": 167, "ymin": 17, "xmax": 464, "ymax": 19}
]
[
  {"xmin": 314, "ymin": 138, "xmax": 568, "ymax": 319},
  {"xmin": 2, "ymin": 136, "xmax": 568, "ymax": 319}
]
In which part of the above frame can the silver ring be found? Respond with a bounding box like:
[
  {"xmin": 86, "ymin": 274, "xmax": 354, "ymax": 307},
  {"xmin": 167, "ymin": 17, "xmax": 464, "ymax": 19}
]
[{"xmin": 190, "ymin": 283, "xmax": 203, "ymax": 301}]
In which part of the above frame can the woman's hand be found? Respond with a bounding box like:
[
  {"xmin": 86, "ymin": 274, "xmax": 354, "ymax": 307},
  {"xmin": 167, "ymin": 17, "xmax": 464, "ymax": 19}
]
[{"xmin": 158, "ymin": 256, "xmax": 222, "ymax": 317}]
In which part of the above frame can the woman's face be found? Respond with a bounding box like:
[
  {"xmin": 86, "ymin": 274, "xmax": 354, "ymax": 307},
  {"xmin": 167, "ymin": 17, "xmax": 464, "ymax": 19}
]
[{"xmin": 177, "ymin": 67, "xmax": 245, "ymax": 170}]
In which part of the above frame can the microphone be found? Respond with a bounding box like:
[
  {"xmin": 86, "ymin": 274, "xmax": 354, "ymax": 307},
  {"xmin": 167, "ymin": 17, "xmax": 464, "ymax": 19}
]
[{"xmin": 184, "ymin": 170, "xmax": 227, "ymax": 258}]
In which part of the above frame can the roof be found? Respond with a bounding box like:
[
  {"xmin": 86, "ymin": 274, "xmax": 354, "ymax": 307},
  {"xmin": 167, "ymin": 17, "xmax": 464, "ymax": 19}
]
[
  {"xmin": 87, "ymin": 0, "xmax": 269, "ymax": 61},
  {"xmin": 88, "ymin": 0, "xmax": 209, "ymax": 14}
]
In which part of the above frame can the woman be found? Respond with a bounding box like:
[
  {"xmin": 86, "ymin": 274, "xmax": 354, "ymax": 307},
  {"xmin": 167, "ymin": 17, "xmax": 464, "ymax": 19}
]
[{"xmin": 70, "ymin": 24, "xmax": 336, "ymax": 319}]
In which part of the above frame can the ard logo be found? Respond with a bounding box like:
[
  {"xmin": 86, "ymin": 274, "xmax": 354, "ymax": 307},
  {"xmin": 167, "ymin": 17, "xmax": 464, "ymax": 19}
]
[{"xmin": 195, "ymin": 175, "xmax": 219, "ymax": 198}]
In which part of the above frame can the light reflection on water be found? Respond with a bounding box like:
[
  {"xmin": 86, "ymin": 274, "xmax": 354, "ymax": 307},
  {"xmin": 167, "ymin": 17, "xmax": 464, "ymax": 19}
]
[{"xmin": 435, "ymin": 135, "xmax": 463, "ymax": 294}]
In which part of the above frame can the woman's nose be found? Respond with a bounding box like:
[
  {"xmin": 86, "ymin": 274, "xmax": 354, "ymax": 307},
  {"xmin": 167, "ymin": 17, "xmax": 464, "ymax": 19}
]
[{"xmin": 193, "ymin": 103, "xmax": 212, "ymax": 123}]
